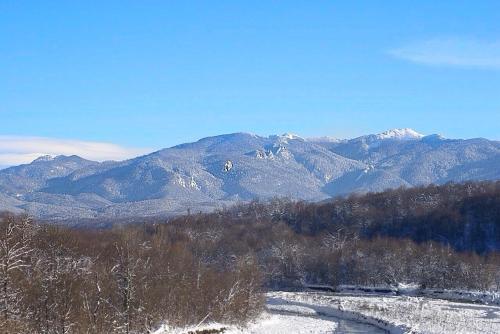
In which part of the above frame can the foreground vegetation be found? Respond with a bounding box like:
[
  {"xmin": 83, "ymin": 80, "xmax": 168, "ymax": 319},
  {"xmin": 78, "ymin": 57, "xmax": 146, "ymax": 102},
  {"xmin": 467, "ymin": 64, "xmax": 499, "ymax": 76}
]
[
  {"xmin": 0, "ymin": 214, "xmax": 263, "ymax": 333},
  {"xmin": 1, "ymin": 181, "xmax": 499, "ymax": 333}
]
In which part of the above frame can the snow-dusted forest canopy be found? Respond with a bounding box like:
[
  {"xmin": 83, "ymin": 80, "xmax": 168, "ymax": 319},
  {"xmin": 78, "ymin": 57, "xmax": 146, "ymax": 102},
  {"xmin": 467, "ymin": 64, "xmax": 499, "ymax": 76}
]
[{"xmin": 1, "ymin": 181, "xmax": 499, "ymax": 333}]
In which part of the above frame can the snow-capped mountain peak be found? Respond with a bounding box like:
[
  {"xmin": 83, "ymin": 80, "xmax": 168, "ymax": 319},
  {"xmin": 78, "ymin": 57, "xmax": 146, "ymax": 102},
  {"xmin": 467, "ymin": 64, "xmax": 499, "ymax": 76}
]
[
  {"xmin": 375, "ymin": 128, "xmax": 424, "ymax": 140},
  {"xmin": 33, "ymin": 154, "xmax": 56, "ymax": 163},
  {"xmin": 269, "ymin": 133, "xmax": 304, "ymax": 144},
  {"xmin": 280, "ymin": 133, "xmax": 303, "ymax": 140}
]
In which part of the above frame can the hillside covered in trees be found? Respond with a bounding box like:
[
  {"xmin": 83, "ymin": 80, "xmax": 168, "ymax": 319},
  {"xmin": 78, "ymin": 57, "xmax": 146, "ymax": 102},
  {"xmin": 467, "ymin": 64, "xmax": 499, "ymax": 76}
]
[
  {"xmin": 225, "ymin": 180, "xmax": 500, "ymax": 254},
  {"xmin": 1, "ymin": 181, "xmax": 499, "ymax": 333}
]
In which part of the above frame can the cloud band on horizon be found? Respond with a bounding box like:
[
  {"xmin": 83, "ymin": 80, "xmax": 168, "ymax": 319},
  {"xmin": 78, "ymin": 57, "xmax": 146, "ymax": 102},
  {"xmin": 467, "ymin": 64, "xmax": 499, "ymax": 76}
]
[
  {"xmin": 389, "ymin": 37, "xmax": 500, "ymax": 69},
  {"xmin": 0, "ymin": 136, "xmax": 151, "ymax": 168}
]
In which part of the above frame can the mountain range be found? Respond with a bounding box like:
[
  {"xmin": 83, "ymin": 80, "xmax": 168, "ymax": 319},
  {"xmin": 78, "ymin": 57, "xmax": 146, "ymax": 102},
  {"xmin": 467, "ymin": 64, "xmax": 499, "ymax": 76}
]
[{"xmin": 1, "ymin": 128, "xmax": 499, "ymax": 220}]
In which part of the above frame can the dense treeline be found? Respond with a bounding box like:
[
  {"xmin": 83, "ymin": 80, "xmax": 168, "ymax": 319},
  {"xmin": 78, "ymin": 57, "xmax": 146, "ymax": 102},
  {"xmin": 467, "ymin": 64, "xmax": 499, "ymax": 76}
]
[
  {"xmin": 223, "ymin": 181, "xmax": 500, "ymax": 253},
  {"xmin": 165, "ymin": 197, "xmax": 500, "ymax": 291},
  {"xmin": 1, "ymin": 181, "xmax": 499, "ymax": 333},
  {"xmin": 0, "ymin": 214, "xmax": 262, "ymax": 333}
]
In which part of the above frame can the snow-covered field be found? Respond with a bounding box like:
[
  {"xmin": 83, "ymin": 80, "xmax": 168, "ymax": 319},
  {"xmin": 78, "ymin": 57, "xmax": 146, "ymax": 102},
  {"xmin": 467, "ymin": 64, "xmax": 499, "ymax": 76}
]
[
  {"xmin": 269, "ymin": 291, "xmax": 500, "ymax": 334},
  {"xmin": 154, "ymin": 312, "xmax": 339, "ymax": 334},
  {"xmin": 156, "ymin": 291, "xmax": 500, "ymax": 334}
]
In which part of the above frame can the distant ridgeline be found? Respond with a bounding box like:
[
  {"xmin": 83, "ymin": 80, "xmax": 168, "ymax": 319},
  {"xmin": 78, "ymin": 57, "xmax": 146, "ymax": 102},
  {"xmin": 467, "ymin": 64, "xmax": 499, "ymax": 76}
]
[
  {"xmin": 0, "ymin": 129, "xmax": 499, "ymax": 219},
  {"xmin": 216, "ymin": 181, "xmax": 500, "ymax": 254}
]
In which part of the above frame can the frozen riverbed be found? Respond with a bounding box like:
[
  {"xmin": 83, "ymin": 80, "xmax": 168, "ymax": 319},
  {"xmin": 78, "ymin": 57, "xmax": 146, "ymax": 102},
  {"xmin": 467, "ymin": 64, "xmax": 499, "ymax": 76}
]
[
  {"xmin": 238, "ymin": 295, "xmax": 387, "ymax": 333},
  {"xmin": 158, "ymin": 294, "xmax": 388, "ymax": 334},
  {"xmin": 269, "ymin": 291, "xmax": 500, "ymax": 334}
]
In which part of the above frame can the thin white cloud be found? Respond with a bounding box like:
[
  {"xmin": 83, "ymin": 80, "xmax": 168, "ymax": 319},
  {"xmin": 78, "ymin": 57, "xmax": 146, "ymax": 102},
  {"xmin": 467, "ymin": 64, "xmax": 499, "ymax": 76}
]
[
  {"xmin": 0, "ymin": 135, "xmax": 151, "ymax": 168},
  {"xmin": 389, "ymin": 38, "xmax": 500, "ymax": 69}
]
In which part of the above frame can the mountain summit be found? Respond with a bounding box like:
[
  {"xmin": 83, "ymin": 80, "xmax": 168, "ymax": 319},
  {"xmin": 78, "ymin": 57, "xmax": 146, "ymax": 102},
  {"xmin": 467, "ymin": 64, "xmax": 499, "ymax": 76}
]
[
  {"xmin": 1, "ymin": 130, "xmax": 499, "ymax": 219},
  {"xmin": 375, "ymin": 128, "xmax": 424, "ymax": 140}
]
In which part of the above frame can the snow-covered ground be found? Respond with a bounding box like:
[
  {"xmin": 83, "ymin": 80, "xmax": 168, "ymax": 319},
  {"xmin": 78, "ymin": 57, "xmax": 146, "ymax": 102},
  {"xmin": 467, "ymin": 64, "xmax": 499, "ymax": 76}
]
[
  {"xmin": 332, "ymin": 284, "xmax": 500, "ymax": 306},
  {"xmin": 155, "ymin": 291, "xmax": 500, "ymax": 334},
  {"xmin": 269, "ymin": 291, "xmax": 500, "ymax": 334},
  {"xmin": 154, "ymin": 312, "xmax": 339, "ymax": 334}
]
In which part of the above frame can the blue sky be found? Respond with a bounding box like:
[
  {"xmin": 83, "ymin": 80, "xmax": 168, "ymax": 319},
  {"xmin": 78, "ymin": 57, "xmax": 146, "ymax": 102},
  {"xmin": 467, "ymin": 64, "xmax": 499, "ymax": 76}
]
[{"xmin": 1, "ymin": 1, "xmax": 499, "ymax": 164}]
